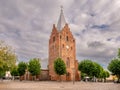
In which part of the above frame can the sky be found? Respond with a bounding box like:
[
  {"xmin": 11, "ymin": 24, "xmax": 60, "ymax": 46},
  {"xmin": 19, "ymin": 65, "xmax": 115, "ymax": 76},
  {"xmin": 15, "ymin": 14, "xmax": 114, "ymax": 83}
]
[{"xmin": 0, "ymin": 0, "xmax": 120, "ymax": 69}]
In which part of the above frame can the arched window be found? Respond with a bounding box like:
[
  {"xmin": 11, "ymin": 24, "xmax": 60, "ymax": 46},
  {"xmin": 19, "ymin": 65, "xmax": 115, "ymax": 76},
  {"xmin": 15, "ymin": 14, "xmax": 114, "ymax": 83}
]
[
  {"xmin": 60, "ymin": 35, "xmax": 62, "ymax": 39},
  {"xmin": 66, "ymin": 57, "xmax": 70, "ymax": 68},
  {"xmin": 53, "ymin": 36, "xmax": 55, "ymax": 42},
  {"xmin": 66, "ymin": 72, "xmax": 70, "ymax": 76},
  {"xmin": 66, "ymin": 36, "xmax": 69, "ymax": 41}
]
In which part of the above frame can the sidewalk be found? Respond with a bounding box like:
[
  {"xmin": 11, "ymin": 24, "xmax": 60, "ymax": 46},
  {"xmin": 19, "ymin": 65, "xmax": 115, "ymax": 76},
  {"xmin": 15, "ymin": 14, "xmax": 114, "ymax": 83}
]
[{"xmin": 0, "ymin": 80, "xmax": 120, "ymax": 90}]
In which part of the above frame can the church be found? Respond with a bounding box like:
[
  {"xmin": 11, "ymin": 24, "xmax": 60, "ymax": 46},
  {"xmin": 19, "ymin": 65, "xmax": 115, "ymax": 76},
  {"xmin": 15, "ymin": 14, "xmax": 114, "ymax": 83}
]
[
  {"xmin": 48, "ymin": 7, "xmax": 80, "ymax": 81},
  {"xmin": 23, "ymin": 8, "xmax": 80, "ymax": 81}
]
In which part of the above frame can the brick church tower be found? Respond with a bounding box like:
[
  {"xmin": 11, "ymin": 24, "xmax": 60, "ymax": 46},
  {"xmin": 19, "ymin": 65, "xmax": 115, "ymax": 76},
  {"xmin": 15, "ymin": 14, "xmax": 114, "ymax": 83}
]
[{"xmin": 48, "ymin": 7, "xmax": 80, "ymax": 81}]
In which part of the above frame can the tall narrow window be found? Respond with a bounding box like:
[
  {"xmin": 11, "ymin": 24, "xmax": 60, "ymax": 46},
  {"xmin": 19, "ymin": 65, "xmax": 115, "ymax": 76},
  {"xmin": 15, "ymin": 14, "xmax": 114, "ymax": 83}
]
[
  {"xmin": 66, "ymin": 36, "xmax": 69, "ymax": 41},
  {"xmin": 53, "ymin": 36, "xmax": 55, "ymax": 42},
  {"xmin": 66, "ymin": 57, "xmax": 70, "ymax": 68},
  {"xmin": 60, "ymin": 35, "xmax": 62, "ymax": 39}
]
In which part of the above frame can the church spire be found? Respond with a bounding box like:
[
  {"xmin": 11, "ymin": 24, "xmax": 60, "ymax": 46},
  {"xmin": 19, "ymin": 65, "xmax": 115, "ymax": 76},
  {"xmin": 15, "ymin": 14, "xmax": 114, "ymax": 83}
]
[{"xmin": 57, "ymin": 6, "xmax": 66, "ymax": 31}]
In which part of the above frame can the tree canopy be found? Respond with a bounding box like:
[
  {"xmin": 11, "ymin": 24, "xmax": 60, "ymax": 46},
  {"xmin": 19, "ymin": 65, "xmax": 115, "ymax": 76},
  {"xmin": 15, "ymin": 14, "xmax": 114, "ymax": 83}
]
[
  {"xmin": 0, "ymin": 41, "xmax": 17, "ymax": 78},
  {"xmin": 0, "ymin": 41, "xmax": 17, "ymax": 70},
  {"xmin": 78, "ymin": 60, "xmax": 102, "ymax": 77},
  {"xmin": 10, "ymin": 66, "xmax": 19, "ymax": 76},
  {"xmin": 0, "ymin": 60, "xmax": 6, "ymax": 78},
  {"xmin": 92, "ymin": 62, "xmax": 103, "ymax": 78},
  {"xmin": 78, "ymin": 60, "xmax": 91, "ymax": 76},
  {"xmin": 78, "ymin": 59, "xmax": 108, "ymax": 80},
  {"xmin": 54, "ymin": 57, "xmax": 66, "ymax": 76},
  {"xmin": 28, "ymin": 58, "xmax": 41, "ymax": 76},
  {"xmin": 108, "ymin": 58, "xmax": 120, "ymax": 81},
  {"xmin": 99, "ymin": 69, "xmax": 110, "ymax": 82},
  {"xmin": 18, "ymin": 61, "xmax": 27, "ymax": 76}
]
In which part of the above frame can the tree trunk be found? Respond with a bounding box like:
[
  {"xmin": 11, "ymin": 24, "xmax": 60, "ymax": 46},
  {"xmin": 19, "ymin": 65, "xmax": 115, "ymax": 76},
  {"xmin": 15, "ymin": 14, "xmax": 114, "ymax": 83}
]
[
  {"xmin": 32, "ymin": 76, "xmax": 33, "ymax": 81},
  {"xmin": 59, "ymin": 75, "xmax": 61, "ymax": 82},
  {"xmin": 34, "ymin": 76, "xmax": 36, "ymax": 80},
  {"xmin": 118, "ymin": 77, "xmax": 120, "ymax": 82},
  {"xmin": 32, "ymin": 76, "xmax": 36, "ymax": 81},
  {"xmin": 104, "ymin": 78, "xmax": 106, "ymax": 82},
  {"xmin": 12, "ymin": 76, "xmax": 15, "ymax": 80},
  {"xmin": 117, "ymin": 75, "xmax": 120, "ymax": 82},
  {"xmin": 20, "ymin": 76, "xmax": 22, "ymax": 81}
]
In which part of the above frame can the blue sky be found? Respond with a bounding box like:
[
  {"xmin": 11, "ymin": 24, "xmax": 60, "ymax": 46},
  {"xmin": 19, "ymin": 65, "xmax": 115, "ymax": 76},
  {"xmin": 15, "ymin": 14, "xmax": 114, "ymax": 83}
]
[{"xmin": 0, "ymin": 0, "xmax": 120, "ymax": 69}]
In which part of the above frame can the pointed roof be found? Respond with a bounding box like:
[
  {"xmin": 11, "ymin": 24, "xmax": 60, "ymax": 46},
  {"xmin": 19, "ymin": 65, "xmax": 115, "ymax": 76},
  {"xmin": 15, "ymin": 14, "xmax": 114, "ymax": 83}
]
[{"xmin": 57, "ymin": 6, "xmax": 66, "ymax": 31}]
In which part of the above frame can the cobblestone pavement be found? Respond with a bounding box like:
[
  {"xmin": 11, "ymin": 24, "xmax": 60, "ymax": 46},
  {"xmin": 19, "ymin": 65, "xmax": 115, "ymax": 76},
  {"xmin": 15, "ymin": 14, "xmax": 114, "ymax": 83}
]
[{"xmin": 0, "ymin": 80, "xmax": 120, "ymax": 90}]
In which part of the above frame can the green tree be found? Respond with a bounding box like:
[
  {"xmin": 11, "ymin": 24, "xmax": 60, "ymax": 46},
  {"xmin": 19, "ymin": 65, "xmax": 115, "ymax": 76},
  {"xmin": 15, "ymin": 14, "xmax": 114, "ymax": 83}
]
[
  {"xmin": 92, "ymin": 62, "xmax": 103, "ymax": 78},
  {"xmin": 108, "ymin": 58, "xmax": 120, "ymax": 82},
  {"xmin": 0, "ymin": 41, "xmax": 17, "ymax": 71},
  {"xmin": 0, "ymin": 59, "xmax": 5, "ymax": 79},
  {"xmin": 54, "ymin": 57, "xmax": 66, "ymax": 81},
  {"xmin": 78, "ymin": 60, "xmax": 95, "ymax": 77},
  {"xmin": 10, "ymin": 66, "xmax": 19, "ymax": 80},
  {"xmin": 81, "ymin": 72, "xmax": 87, "ymax": 80},
  {"xmin": 18, "ymin": 61, "xmax": 27, "ymax": 81},
  {"xmin": 28, "ymin": 58, "xmax": 41, "ymax": 80},
  {"xmin": 99, "ymin": 69, "xmax": 110, "ymax": 82},
  {"xmin": 104, "ymin": 70, "xmax": 110, "ymax": 82},
  {"xmin": 0, "ymin": 41, "xmax": 17, "ymax": 80},
  {"xmin": 105, "ymin": 71, "xmax": 110, "ymax": 78},
  {"xmin": 0, "ymin": 40, "xmax": 17, "ymax": 79},
  {"xmin": 78, "ymin": 60, "xmax": 104, "ymax": 82},
  {"xmin": 0, "ymin": 61, "xmax": 6, "ymax": 79}
]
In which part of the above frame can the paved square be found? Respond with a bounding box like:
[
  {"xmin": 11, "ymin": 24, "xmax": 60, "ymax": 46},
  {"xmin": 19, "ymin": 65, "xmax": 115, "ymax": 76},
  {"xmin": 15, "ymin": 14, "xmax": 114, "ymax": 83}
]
[{"xmin": 0, "ymin": 80, "xmax": 120, "ymax": 90}]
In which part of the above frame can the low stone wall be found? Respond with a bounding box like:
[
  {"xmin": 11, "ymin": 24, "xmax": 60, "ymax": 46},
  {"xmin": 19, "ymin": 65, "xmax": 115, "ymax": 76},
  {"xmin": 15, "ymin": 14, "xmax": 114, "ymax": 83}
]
[
  {"xmin": 39, "ymin": 69, "xmax": 50, "ymax": 80},
  {"xmin": 23, "ymin": 69, "xmax": 50, "ymax": 81}
]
